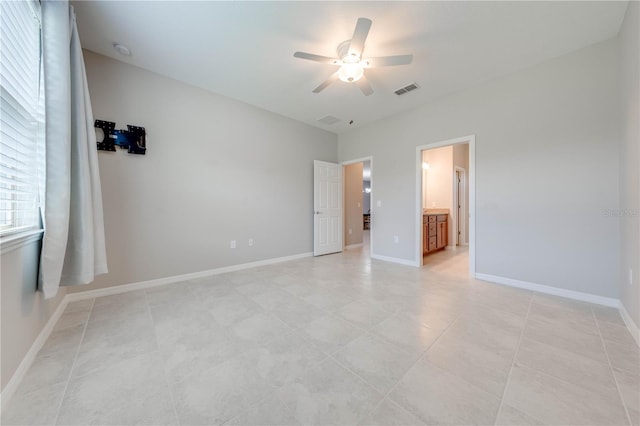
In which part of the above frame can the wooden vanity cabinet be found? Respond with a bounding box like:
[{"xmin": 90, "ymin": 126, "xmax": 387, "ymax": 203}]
[{"xmin": 423, "ymin": 214, "xmax": 448, "ymax": 255}]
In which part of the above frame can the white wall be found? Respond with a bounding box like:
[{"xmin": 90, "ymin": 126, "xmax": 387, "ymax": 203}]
[
  {"xmin": 1, "ymin": 240, "xmax": 66, "ymax": 391},
  {"xmin": 362, "ymin": 160, "xmax": 371, "ymax": 214},
  {"xmin": 423, "ymin": 146, "xmax": 453, "ymax": 211},
  {"xmin": 339, "ymin": 38, "xmax": 621, "ymax": 298},
  {"xmin": 74, "ymin": 51, "xmax": 337, "ymax": 292},
  {"xmin": 618, "ymin": 1, "xmax": 639, "ymax": 327},
  {"xmin": 363, "ymin": 180, "xmax": 371, "ymax": 214}
]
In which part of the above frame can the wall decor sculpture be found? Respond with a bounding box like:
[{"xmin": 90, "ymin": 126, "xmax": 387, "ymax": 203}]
[{"xmin": 95, "ymin": 119, "xmax": 146, "ymax": 155}]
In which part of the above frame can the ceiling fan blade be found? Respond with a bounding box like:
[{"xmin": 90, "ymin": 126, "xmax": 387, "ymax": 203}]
[
  {"xmin": 294, "ymin": 52, "xmax": 340, "ymax": 65},
  {"xmin": 356, "ymin": 76, "xmax": 374, "ymax": 96},
  {"xmin": 363, "ymin": 55, "xmax": 414, "ymax": 67},
  {"xmin": 312, "ymin": 72, "xmax": 339, "ymax": 93},
  {"xmin": 348, "ymin": 18, "xmax": 372, "ymax": 58}
]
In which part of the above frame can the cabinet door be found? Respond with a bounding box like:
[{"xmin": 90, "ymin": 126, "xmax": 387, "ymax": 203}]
[
  {"xmin": 423, "ymin": 224, "xmax": 428, "ymax": 254},
  {"xmin": 429, "ymin": 237, "xmax": 437, "ymax": 251},
  {"xmin": 436, "ymin": 221, "xmax": 447, "ymax": 248}
]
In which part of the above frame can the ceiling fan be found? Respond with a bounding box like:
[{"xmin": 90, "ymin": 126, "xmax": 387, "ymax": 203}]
[{"xmin": 293, "ymin": 17, "xmax": 413, "ymax": 96}]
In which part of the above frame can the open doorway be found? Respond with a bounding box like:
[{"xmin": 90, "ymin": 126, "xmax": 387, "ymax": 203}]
[
  {"xmin": 416, "ymin": 136, "xmax": 475, "ymax": 273},
  {"xmin": 343, "ymin": 157, "xmax": 373, "ymax": 256}
]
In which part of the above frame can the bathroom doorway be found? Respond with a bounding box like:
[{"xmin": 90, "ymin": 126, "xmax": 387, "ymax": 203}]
[{"xmin": 416, "ymin": 136, "xmax": 475, "ymax": 272}]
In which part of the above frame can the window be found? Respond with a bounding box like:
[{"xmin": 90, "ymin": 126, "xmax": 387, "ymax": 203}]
[{"xmin": 0, "ymin": 0, "xmax": 44, "ymax": 236}]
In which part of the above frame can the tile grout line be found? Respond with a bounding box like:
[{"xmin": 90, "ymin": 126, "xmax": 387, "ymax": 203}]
[
  {"xmin": 228, "ymin": 282, "xmax": 455, "ymax": 424},
  {"xmin": 218, "ymin": 393, "xmax": 274, "ymax": 425},
  {"xmin": 143, "ymin": 289, "xmax": 182, "ymax": 426},
  {"xmin": 493, "ymin": 294, "xmax": 533, "ymax": 426},
  {"xmin": 356, "ymin": 308, "xmax": 465, "ymax": 424},
  {"xmin": 592, "ymin": 309, "xmax": 633, "ymax": 426},
  {"xmin": 327, "ymin": 351, "xmax": 423, "ymax": 424},
  {"xmin": 219, "ymin": 335, "xmax": 334, "ymax": 426},
  {"xmin": 52, "ymin": 297, "xmax": 95, "ymax": 426},
  {"xmin": 150, "ymin": 280, "xmax": 332, "ymax": 424},
  {"xmin": 195, "ymin": 275, "xmax": 343, "ymax": 426}
]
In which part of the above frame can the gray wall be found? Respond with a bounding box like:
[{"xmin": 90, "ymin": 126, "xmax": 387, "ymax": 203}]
[
  {"xmin": 618, "ymin": 1, "xmax": 639, "ymax": 327},
  {"xmin": 339, "ymin": 38, "xmax": 621, "ymax": 299},
  {"xmin": 3, "ymin": 16, "xmax": 636, "ymax": 396},
  {"xmin": 1, "ymin": 240, "xmax": 66, "ymax": 391},
  {"xmin": 73, "ymin": 51, "xmax": 337, "ymax": 292}
]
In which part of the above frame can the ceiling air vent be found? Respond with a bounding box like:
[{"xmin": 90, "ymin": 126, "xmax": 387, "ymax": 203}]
[
  {"xmin": 317, "ymin": 115, "xmax": 341, "ymax": 125},
  {"xmin": 394, "ymin": 82, "xmax": 420, "ymax": 96}
]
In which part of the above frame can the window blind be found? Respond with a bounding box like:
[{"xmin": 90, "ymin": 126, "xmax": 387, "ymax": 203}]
[{"xmin": 0, "ymin": 0, "xmax": 44, "ymax": 236}]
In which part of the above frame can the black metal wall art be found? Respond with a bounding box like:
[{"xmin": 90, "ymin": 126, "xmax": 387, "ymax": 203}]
[{"xmin": 95, "ymin": 120, "xmax": 146, "ymax": 155}]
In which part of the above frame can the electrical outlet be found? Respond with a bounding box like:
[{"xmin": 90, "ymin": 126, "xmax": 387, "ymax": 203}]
[
  {"xmin": 230, "ymin": 240, "xmax": 236, "ymax": 249},
  {"xmin": 357, "ymin": 202, "xmax": 361, "ymax": 208},
  {"xmin": 394, "ymin": 235, "xmax": 399, "ymax": 243},
  {"xmin": 349, "ymin": 229, "xmax": 352, "ymax": 235},
  {"xmin": 432, "ymin": 201, "xmax": 436, "ymax": 207},
  {"xmin": 377, "ymin": 200, "xmax": 382, "ymax": 207},
  {"xmin": 248, "ymin": 239, "xmax": 253, "ymax": 247}
]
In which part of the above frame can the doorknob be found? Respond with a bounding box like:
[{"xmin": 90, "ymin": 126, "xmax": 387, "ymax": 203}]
[{"xmin": 314, "ymin": 211, "xmax": 321, "ymax": 215}]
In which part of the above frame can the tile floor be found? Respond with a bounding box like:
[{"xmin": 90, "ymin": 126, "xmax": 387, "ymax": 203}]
[{"xmin": 2, "ymin": 240, "xmax": 638, "ymax": 425}]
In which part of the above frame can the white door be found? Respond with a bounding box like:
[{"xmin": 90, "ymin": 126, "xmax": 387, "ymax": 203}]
[{"xmin": 314, "ymin": 160, "xmax": 343, "ymax": 256}]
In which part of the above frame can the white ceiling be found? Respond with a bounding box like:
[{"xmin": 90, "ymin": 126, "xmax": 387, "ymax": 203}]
[{"xmin": 72, "ymin": 1, "xmax": 628, "ymax": 134}]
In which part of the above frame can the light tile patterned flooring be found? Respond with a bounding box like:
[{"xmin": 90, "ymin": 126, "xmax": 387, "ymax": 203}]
[{"xmin": 3, "ymin": 243, "xmax": 639, "ymax": 425}]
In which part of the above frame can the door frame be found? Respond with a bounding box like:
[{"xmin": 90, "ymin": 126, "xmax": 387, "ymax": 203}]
[
  {"xmin": 415, "ymin": 135, "xmax": 475, "ymax": 274},
  {"xmin": 453, "ymin": 166, "xmax": 467, "ymax": 247},
  {"xmin": 341, "ymin": 156, "xmax": 373, "ymax": 256}
]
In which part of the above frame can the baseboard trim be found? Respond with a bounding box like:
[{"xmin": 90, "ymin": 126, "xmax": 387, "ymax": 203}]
[
  {"xmin": 2, "ymin": 251, "xmax": 313, "ymax": 409},
  {"xmin": 475, "ymin": 273, "xmax": 619, "ymax": 308},
  {"xmin": 66, "ymin": 252, "xmax": 313, "ymax": 302},
  {"xmin": 371, "ymin": 253, "xmax": 418, "ymax": 267},
  {"xmin": 618, "ymin": 302, "xmax": 640, "ymax": 347},
  {"xmin": 0, "ymin": 295, "xmax": 69, "ymax": 412}
]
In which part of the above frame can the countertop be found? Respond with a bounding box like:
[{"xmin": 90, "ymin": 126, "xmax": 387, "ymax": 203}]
[{"xmin": 423, "ymin": 209, "xmax": 450, "ymax": 215}]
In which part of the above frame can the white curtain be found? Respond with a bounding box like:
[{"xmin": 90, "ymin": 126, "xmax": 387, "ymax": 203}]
[{"xmin": 39, "ymin": 0, "xmax": 107, "ymax": 298}]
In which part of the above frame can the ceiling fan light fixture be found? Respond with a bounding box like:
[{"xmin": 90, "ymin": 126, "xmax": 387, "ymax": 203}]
[
  {"xmin": 293, "ymin": 17, "xmax": 412, "ymax": 94},
  {"xmin": 338, "ymin": 62, "xmax": 364, "ymax": 83}
]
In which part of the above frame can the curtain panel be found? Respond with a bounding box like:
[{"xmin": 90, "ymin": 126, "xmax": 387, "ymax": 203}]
[{"xmin": 39, "ymin": 0, "xmax": 107, "ymax": 298}]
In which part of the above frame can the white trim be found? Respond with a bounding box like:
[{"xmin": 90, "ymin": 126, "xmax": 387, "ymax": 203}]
[
  {"xmin": 0, "ymin": 295, "xmax": 68, "ymax": 412},
  {"xmin": 66, "ymin": 252, "xmax": 313, "ymax": 302},
  {"xmin": 341, "ymin": 156, "xmax": 372, "ymax": 166},
  {"xmin": 475, "ymin": 273, "xmax": 619, "ymax": 307},
  {"xmin": 416, "ymin": 135, "xmax": 475, "ymax": 274},
  {"xmin": 371, "ymin": 253, "xmax": 419, "ymax": 267},
  {"xmin": 0, "ymin": 250, "xmax": 314, "ymax": 408},
  {"xmin": 0, "ymin": 229, "xmax": 43, "ymax": 255},
  {"xmin": 618, "ymin": 302, "xmax": 640, "ymax": 347}
]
